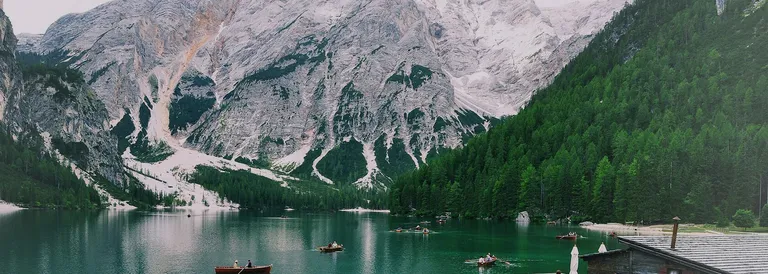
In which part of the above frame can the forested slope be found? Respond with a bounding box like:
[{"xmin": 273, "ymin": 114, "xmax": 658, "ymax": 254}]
[
  {"xmin": 0, "ymin": 126, "xmax": 102, "ymax": 209},
  {"xmin": 390, "ymin": 0, "xmax": 768, "ymax": 223},
  {"xmin": 189, "ymin": 166, "xmax": 387, "ymax": 210}
]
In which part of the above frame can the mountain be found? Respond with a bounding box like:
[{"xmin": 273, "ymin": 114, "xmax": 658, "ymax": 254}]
[
  {"xmin": 390, "ymin": 0, "xmax": 768, "ymax": 223},
  {"xmin": 0, "ymin": 9, "xmax": 105, "ymax": 209},
  {"xmin": 17, "ymin": 0, "xmax": 627, "ymax": 191}
]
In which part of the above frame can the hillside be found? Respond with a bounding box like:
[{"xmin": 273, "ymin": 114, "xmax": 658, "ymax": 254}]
[{"xmin": 390, "ymin": 0, "xmax": 768, "ymax": 223}]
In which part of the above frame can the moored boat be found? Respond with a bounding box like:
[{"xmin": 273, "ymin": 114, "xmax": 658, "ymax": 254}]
[
  {"xmin": 477, "ymin": 257, "xmax": 497, "ymax": 267},
  {"xmin": 319, "ymin": 245, "xmax": 344, "ymax": 252},
  {"xmin": 555, "ymin": 233, "xmax": 578, "ymax": 240},
  {"xmin": 214, "ymin": 265, "xmax": 272, "ymax": 274}
]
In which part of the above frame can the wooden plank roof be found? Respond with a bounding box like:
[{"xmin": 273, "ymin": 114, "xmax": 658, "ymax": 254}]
[{"xmin": 619, "ymin": 235, "xmax": 768, "ymax": 274}]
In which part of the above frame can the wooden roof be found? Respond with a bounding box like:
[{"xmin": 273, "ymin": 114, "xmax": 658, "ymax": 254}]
[{"xmin": 619, "ymin": 235, "xmax": 768, "ymax": 274}]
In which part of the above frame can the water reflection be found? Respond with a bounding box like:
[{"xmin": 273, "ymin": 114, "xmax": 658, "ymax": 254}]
[{"xmin": 0, "ymin": 210, "xmax": 622, "ymax": 274}]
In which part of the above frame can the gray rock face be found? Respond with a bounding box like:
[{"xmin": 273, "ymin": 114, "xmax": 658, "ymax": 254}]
[
  {"xmin": 22, "ymin": 0, "xmax": 627, "ymax": 187},
  {"xmin": 14, "ymin": 33, "xmax": 41, "ymax": 53},
  {"xmin": 0, "ymin": 10, "xmax": 123, "ymax": 185},
  {"xmin": 0, "ymin": 9, "xmax": 20, "ymax": 122},
  {"xmin": 7, "ymin": 70, "xmax": 124, "ymax": 184}
]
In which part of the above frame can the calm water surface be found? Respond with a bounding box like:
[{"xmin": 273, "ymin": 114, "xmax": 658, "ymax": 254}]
[{"xmin": 0, "ymin": 210, "xmax": 625, "ymax": 273}]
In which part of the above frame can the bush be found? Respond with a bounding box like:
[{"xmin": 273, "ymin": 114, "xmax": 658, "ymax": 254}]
[{"xmin": 733, "ymin": 209, "xmax": 756, "ymax": 230}]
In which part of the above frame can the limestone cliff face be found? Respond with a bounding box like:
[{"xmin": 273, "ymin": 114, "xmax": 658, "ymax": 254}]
[
  {"xmin": 0, "ymin": 9, "xmax": 18, "ymax": 122},
  {"xmin": 8, "ymin": 70, "xmax": 124, "ymax": 184},
  {"xmin": 20, "ymin": 0, "xmax": 628, "ymax": 187},
  {"xmin": 0, "ymin": 9, "xmax": 123, "ymax": 185}
]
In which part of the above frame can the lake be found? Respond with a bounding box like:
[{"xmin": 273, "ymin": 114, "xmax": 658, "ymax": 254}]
[{"xmin": 0, "ymin": 210, "xmax": 624, "ymax": 273}]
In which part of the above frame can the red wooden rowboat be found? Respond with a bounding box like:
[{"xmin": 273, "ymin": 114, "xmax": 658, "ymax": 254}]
[
  {"xmin": 214, "ymin": 265, "xmax": 272, "ymax": 274},
  {"xmin": 477, "ymin": 257, "xmax": 497, "ymax": 267}
]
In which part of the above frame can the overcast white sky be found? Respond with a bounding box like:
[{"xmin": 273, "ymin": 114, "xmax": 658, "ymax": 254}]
[{"xmin": 4, "ymin": 0, "xmax": 112, "ymax": 34}]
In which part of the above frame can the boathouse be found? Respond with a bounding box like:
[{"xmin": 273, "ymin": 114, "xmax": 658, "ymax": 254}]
[{"xmin": 581, "ymin": 235, "xmax": 768, "ymax": 273}]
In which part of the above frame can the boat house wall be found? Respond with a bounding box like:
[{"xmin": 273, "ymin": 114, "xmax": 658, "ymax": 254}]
[{"xmin": 583, "ymin": 249, "xmax": 704, "ymax": 274}]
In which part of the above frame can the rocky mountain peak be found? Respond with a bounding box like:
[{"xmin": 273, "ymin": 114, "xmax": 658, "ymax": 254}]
[{"xmin": 16, "ymin": 0, "xmax": 628, "ymax": 189}]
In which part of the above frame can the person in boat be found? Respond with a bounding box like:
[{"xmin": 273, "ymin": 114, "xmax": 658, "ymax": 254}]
[
  {"xmin": 233, "ymin": 260, "xmax": 239, "ymax": 268},
  {"xmin": 568, "ymin": 232, "xmax": 576, "ymax": 236},
  {"xmin": 332, "ymin": 241, "xmax": 339, "ymax": 248},
  {"xmin": 478, "ymin": 257, "xmax": 485, "ymax": 264},
  {"xmin": 327, "ymin": 243, "xmax": 333, "ymax": 248},
  {"xmin": 416, "ymin": 225, "xmax": 421, "ymax": 230},
  {"xmin": 246, "ymin": 260, "xmax": 253, "ymax": 268},
  {"xmin": 486, "ymin": 253, "xmax": 492, "ymax": 261}
]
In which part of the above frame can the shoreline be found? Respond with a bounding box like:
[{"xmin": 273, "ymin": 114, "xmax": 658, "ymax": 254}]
[
  {"xmin": 581, "ymin": 223, "xmax": 664, "ymax": 235},
  {"xmin": 581, "ymin": 223, "xmax": 732, "ymax": 236},
  {"xmin": 340, "ymin": 207, "xmax": 390, "ymax": 213}
]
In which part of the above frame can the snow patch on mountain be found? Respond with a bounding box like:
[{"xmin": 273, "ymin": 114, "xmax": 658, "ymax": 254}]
[
  {"xmin": 0, "ymin": 200, "xmax": 22, "ymax": 212},
  {"xmin": 354, "ymin": 141, "xmax": 383, "ymax": 189},
  {"xmin": 124, "ymin": 140, "xmax": 297, "ymax": 209},
  {"xmin": 274, "ymin": 142, "xmax": 312, "ymax": 172}
]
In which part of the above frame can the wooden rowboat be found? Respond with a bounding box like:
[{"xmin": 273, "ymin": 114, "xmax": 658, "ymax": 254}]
[
  {"xmin": 319, "ymin": 245, "xmax": 344, "ymax": 252},
  {"xmin": 214, "ymin": 265, "xmax": 272, "ymax": 273},
  {"xmin": 477, "ymin": 258, "xmax": 497, "ymax": 267}
]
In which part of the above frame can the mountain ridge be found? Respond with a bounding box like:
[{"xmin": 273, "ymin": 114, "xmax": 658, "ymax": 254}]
[{"xmin": 14, "ymin": 0, "xmax": 627, "ymax": 190}]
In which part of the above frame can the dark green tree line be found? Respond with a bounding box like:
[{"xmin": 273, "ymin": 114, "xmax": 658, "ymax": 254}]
[
  {"xmin": 190, "ymin": 166, "xmax": 386, "ymax": 210},
  {"xmin": 0, "ymin": 125, "xmax": 102, "ymax": 209}
]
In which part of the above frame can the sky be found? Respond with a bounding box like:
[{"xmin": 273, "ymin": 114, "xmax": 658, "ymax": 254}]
[{"xmin": 3, "ymin": 0, "xmax": 112, "ymax": 34}]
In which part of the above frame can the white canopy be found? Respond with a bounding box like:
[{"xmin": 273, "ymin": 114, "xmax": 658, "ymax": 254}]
[{"xmin": 569, "ymin": 245, "xmax": 579, "ymax": 274}]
